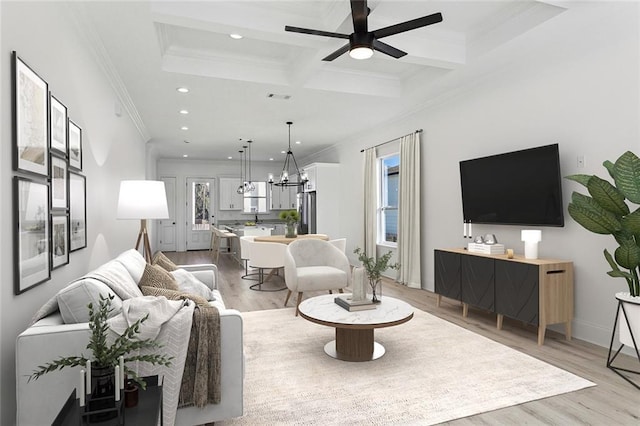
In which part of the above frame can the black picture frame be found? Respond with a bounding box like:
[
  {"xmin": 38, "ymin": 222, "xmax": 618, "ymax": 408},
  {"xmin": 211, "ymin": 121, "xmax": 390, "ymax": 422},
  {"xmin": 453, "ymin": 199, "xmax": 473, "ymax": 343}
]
[
  {"xmin": 14, "ymin": 176, "xmax": 51, "ymax": 294},
  {"xmin": 13, "ymin": 51, "xmax": 49, "ymax": 176},
  {"xmin": 69, "ymin": 171, "xmax": 86, "ymax": 252},
  {"xmin": 49, "ymin": 94, "xmax": 68, "ymax": 156},
  {"xmin": 50, "ymin": 153, "xmax": 68, "ymax": 210},
  {"xmin": 68, "ymin": 119, "xmax": 82, "ymax": 171},
  {"xmin": 51, "ymin": 212, "xmax": 70, "ymax": 270}
]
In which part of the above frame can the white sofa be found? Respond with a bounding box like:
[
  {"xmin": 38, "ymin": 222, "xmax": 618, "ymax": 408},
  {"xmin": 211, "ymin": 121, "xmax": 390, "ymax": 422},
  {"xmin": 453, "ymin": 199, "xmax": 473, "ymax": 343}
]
[{"xmin": 15, "ymin": 249, "xmax": 244, "ymax": 426}]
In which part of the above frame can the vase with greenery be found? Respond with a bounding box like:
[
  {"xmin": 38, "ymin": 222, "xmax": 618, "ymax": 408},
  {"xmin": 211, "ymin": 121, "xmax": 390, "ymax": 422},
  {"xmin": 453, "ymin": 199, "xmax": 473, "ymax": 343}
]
[
  {"xmin": 279, "ymin": 209, "xmax": 300, "ymax": 238},
  {"xmin": 566, "ymin": 150, "xmax": 640, "ymax": 349},
  {"xmin": 354, "ymin": 247, "xmax": 400, "ymax": 303},
  {"xmin": 29, "ymin": 294, "xmax": 173, "ymax": 393}
]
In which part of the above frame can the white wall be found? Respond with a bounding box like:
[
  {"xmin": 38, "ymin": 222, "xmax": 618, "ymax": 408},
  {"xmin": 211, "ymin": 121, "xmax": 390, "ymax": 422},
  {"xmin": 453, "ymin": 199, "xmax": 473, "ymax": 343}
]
[
  {"xmin": 304, "ymin": 2, "xmax": 640, "ymax": 348},
  {"xmin": 157, "ymin": 158, "xmax": 289, "ymax": 251},
  {"xmin": 0, "ymin": 3, "xmax": 147, "ymax": 424}
]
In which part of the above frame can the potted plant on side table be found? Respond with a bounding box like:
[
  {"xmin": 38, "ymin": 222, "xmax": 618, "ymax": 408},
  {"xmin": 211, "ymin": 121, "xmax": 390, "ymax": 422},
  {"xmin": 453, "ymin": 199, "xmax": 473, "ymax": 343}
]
[
  {"xmin": 29, "ymin": 294, "xmax": 172, "ymax": 417},
  {"xmin": 566, "ymin": 150, "xmax": 640, "ymax": 388},
  {"xmin": 353, "ymin": 247, "xmax": 400, "ymax": 303}
]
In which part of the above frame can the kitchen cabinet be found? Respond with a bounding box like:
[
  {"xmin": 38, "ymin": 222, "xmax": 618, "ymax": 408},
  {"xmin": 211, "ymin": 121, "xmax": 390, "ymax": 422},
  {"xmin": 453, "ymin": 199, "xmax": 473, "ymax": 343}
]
[
  {"xmin": 219, "ymin": 178, "xmax": 243, "ymax": 210},
  {"xmin": 434, "ymin": 248, "xmax": 573, "ymax": 345},
  {"xmin": 270, "ymin": 185, "xmax": 298, "ymax": 210}
]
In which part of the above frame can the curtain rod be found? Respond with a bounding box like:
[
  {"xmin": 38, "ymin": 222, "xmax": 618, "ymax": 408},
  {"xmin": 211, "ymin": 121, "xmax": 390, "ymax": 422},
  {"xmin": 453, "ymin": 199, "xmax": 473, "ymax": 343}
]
[{"xmin": 360, "ymin": 129, "xmax": 423, "ymax": 153}]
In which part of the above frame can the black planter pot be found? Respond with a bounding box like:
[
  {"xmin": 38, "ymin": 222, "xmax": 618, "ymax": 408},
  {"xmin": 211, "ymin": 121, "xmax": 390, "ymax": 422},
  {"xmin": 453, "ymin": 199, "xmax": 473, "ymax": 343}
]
[{"xmin": 88, "ymin": 365, "xmax": 118, "ymax": 422}]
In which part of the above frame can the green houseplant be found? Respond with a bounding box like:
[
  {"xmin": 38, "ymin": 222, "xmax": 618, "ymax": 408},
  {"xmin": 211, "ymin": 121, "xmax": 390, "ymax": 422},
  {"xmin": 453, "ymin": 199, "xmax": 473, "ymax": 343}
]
[
  {"xmin": 354, "ymin": 247, "xmax": 400, "ymax": 303},
  {"xmin": 29, "ymin": 294, "xmax": 172, "ymax": 391},
  {"xmin": 566, "ymin": 150, "xmax": 640, "ymax": 355},
  {"xmin": 279, "ymin": 209, "xmax": 300, "ymax": 238},
  {"xmin": 566, "ymin": 151, "xmax": 640, "ymax": 297}
]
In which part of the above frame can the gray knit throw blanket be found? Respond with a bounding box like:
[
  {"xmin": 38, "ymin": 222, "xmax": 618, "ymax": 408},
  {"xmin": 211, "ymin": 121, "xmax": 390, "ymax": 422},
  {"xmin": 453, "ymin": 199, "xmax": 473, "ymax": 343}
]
[{"xmin": 178, "ymin": 304, "xmax": 221, "ymax": 407}]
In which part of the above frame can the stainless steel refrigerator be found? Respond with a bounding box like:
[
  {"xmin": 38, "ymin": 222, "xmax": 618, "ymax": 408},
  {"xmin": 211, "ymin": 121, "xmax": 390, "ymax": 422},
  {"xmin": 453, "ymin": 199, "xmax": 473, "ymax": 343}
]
[{"xmin": 298, "ymin": 191, "xmax": 316, "ymax": 234}]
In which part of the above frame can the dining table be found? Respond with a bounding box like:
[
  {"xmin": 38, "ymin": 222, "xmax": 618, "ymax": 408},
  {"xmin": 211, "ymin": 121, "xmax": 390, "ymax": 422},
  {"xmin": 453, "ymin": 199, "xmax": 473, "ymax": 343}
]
[{"xmin": 253, "ymin": 234, "xmax": 329, "ymax": 244}]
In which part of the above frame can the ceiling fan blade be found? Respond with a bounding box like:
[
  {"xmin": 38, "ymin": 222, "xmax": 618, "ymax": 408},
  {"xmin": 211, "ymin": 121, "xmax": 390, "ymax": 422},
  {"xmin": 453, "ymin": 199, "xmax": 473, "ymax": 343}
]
[
  {"xmin": 285, "ymin": 25, "xmax": 350, "ymax": 40},
  {"xmin": 373, "ymin": 12, "xmax": 443, "ymax": 39},
  {"xmin": 372, "ymin": 40, "xmax": 407, "ymax": 59},
  {"xmin": 350, "ymin": 0, "xmax": 368, "ymax": 33},
  {"xmin": 322, "ymin": 43, "xmax": 351, "ymax": 61}
]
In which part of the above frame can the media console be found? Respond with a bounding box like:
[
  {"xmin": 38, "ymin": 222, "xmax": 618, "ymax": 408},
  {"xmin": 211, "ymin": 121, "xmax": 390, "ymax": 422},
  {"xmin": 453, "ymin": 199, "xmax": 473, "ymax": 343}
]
[{"xmin": 434, "ymin": 248, "xmax": 573, "ymax": 345}]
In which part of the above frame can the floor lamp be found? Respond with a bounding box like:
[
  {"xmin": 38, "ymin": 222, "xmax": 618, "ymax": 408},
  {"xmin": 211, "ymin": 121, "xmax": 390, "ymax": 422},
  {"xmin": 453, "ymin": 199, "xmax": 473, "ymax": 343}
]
[{"xmin": 117, "ymin": 180, "xmax": 169, "ymax": 263}]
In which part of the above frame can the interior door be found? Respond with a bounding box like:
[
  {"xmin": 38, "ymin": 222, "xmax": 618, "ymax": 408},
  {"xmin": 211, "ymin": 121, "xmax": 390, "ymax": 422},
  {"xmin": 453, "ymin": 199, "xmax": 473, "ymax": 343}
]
[
  {"xmin": 185, "ymin": 177, "xmax": 215, "ymax": 251},
  {"xmin": 157, "ymin": 177, "xmax": 177, "ymax": 252}
]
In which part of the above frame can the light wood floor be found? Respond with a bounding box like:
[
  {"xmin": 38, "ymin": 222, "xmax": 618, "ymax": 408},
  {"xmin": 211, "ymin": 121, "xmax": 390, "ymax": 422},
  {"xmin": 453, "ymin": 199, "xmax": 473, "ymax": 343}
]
[{"xmin": 166, "ymin": 250, "xmax": 640, "ymax": 425}]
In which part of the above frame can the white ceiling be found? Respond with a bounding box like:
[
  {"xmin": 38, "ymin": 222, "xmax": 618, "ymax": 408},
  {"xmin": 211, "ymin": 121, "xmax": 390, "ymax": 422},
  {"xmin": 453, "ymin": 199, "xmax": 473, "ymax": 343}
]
[{"xmin": 74, "ymin": 1, "xmax": 567, "ymax": 162}]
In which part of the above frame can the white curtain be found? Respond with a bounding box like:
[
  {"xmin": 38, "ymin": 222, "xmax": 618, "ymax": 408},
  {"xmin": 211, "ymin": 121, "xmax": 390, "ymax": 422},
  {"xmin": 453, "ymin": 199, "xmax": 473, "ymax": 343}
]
[
  {"xmin": 398, "ymin": 132, "xmax": 421, "ymax": 288},
  {"xmin": 363, "ymin": 148, "xmax": 377, "ymax": 257}
]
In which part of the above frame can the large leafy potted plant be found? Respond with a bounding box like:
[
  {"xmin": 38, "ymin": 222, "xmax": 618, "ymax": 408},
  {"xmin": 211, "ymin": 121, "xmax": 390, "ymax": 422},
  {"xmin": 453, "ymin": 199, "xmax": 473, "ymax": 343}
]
[
  {"xmin": 566, "ymin": 150, "xmax": 640, "ymax": 349},
  {"xmin": 279, "ymin": 209, "xmax": 300, "ymax": 238},
  {"xmin": 29, "ymin": 294, "xmax": 172, "ymax": 394},
  {"xmin": 353, "ymin": 247, "xmax": 400, "ymax": 303}
]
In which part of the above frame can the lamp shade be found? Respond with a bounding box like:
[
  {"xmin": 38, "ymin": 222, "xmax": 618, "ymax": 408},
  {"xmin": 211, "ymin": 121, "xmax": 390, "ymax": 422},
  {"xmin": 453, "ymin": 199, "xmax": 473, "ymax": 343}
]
[
  {"xmin": 521, "ymin": 230, "xmax": 542, "ymax": 243},
  {"xmin": 116, "ymin": 180, "xmax": 169, "ymax": 219}
]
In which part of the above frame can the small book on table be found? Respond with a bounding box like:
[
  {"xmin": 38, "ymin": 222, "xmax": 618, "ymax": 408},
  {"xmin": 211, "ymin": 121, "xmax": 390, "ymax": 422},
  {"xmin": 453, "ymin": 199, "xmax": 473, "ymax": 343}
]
[{"xmin": 334, "ymin": 296, "xmax": 377, "ymax": 311}]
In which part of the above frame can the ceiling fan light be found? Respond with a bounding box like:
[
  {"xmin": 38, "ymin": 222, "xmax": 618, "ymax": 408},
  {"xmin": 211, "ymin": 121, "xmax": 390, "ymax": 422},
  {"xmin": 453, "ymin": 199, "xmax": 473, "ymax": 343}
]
[{"xmin": 349, "ymin": 46, "xmax": 373, "ymax": 60}]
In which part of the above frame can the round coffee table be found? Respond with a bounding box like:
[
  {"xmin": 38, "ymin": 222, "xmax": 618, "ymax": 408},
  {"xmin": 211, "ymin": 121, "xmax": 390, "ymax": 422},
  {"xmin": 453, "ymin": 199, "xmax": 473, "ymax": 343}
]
[{"xmin": 298, "ymin": 294, "xmax": 414, "ymax": 362}]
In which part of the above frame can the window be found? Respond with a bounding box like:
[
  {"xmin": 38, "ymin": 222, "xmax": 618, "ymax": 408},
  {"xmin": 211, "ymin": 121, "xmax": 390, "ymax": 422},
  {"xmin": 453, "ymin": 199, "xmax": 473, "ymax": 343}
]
[
  {"xmin": 379, "ymin": 154, "xmax": 399, "ymax": 244},
  {"xmin": 191, "ymin": 181, "xmax": 211, "ymax": 230},
  {"xmin": 243, "ymin": 182, "xmax": 268, "ymax": 213}
]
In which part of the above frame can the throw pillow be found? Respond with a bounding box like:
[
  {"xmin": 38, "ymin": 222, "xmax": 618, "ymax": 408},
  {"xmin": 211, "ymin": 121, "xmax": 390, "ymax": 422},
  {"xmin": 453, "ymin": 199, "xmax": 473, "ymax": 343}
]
[
  {"xmin": 139, "ymin": 264, "xmax": 180, "ymax": 291},
  {"xmin": 152, "ymin": 251, "xmax": 178, "ymax": 272},
  {"xmin": 170, "ymin": 268, "xmax": 215, "ymax": 301},
  {"xmin": 140, "ymin": 285, "xmax": 210, "ymax": 306},
  {"xmin": 57, "ymin": 280, "xmax": 123, "ymax": 324}
]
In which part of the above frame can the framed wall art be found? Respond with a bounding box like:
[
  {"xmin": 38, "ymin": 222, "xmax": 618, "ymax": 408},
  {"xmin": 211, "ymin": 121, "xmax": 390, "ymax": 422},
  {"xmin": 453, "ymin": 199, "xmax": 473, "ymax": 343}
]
[
  {"xmin": 69, "ymin": 171, "xmax": 86, "ymax": 252},
  {"xmin": 50, "ymin": 94, "xmax": 68, "ymax": 156},
  {"xmin": 51, "ymin": 212, "xmax": 70, "ymax": 270},
  {"xmin": 14, "ymin": 176, "xmax": 50, "ymax": 294},
  {"xmin": 50, "ymin": 153, "xmax": 68, "ymax": 210},
  {"xmin": 13, "ymin": 51, "xmax": 49, "ymax": 176},
  {"xmin": 68, "ymin": 120, "xmax": 82, "ymax": 171}
]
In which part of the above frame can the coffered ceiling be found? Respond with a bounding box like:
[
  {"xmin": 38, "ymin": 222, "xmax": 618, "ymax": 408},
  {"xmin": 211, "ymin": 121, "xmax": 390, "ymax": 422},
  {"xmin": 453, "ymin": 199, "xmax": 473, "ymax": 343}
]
[{"xmin": 74, "ymin": 1, "xmax": 567, "ymax": 161}]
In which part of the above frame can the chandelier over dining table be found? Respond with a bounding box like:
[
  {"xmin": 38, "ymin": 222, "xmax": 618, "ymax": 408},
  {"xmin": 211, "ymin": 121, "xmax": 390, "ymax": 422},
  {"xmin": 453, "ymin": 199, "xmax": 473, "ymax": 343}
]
[{"xmin": 269, "ymin": 121, "xmax": 308, "ymax": 187}]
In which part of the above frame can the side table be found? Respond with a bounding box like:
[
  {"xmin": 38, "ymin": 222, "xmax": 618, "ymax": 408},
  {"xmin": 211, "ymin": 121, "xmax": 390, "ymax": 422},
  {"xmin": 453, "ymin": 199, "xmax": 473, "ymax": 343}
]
[{"xmin": 52, "ymin": 375, "xmax": 163, "ymax": 425}]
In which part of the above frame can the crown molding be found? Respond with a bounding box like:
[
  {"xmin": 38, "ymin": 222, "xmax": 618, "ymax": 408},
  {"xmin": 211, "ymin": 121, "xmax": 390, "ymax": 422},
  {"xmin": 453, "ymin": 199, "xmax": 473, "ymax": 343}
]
[{"xmin": 65, "ymin": 3, "xmax": 150, "ymax": 142}]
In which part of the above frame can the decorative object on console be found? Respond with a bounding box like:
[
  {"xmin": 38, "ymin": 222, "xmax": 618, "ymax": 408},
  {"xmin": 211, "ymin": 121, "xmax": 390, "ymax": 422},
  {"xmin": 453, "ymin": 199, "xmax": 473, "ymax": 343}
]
[
  {"xmin": 473, "ymin": 235, "xmax": 484, "ymax": 244},
  {"xmin": 269, "ymin": 122, "xmax": 308, "ymax": 188},
  {"xmin": 353, "ymin": 247, "xmax": 400, "ymax": 303},
  {"xmin": 566, "ymin": 150, "xmax": 640, "ymax": 388},
  {"xmin": 117, "ymin": 180, "xmax": 169, "ymax": 263},
  {"xmin": 467, "ymin": 243, "xmax": 505, "ymax": 255},
  {"xmin": 521, "ymin": 230, "xmax": 542, "ymax": 259},
  {"xmin": 279, "ymin": 209, "xmax": 300, "ymax": 238},
  {"xmin": 483, "ymin": 234, "xmax": 498, "ymax": 245}
]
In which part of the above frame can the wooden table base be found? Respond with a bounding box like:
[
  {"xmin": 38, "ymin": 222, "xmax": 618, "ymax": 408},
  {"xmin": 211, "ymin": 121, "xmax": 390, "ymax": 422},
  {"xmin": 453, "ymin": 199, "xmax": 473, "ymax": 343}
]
[{"xmin": 324, "ymin": 328, "xmax": 386, "ymax": 362}]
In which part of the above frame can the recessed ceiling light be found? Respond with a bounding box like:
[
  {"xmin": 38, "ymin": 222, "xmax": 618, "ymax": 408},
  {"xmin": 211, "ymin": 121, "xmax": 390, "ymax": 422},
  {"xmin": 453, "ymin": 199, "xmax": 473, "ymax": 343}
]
[
  {"xmin": 181, "ymin": 126, "xmax": 189, "ymax": 131},
  {"xmin": 281, "ymin": 150, "xmax": 286, "ymax": 154},
  {"xmin": 228, "ymin": 156, "xmax": 233, "ymax": 160},
  {"xmin": 269, "ymin": 158, "xmax": 274, "ymax": 161},
  {"xmin": 177, "ymin": 87, "xmax": 189, "ymax": 93},
  {"xmin": 183, "ymin": 154, "xmax": 188, "ymax": 158},
  {"xmin": 179, "ymin": 109, "xmax": 189, "ymax": 115},
  {"xmin": 295, "ymin": 140, "xmax": 301, "ymax": 145},
  {"xmin": 229, "ymin": 33, "xmax": 243, "ymax": 40}
]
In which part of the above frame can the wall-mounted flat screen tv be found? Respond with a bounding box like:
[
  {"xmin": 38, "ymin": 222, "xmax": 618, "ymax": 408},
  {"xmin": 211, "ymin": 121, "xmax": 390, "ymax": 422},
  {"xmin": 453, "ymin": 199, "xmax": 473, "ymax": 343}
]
[{"xmin": 459, "ymin": 143, "xmax": 564, "ymax": 227}]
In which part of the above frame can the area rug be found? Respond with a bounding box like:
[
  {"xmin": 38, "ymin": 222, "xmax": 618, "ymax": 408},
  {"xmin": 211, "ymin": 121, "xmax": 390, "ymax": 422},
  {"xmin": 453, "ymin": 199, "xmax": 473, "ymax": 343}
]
[{"xmin": 219, "ymin": 307, "xmax": 595, "ymax": 425}]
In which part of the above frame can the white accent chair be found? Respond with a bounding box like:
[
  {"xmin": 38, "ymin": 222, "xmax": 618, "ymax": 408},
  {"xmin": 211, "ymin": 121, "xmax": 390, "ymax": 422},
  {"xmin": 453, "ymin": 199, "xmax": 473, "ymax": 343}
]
[
  {"xmin": 329, "ymin": 238, "xmax": 346, "ymax": 253},
  {"xmin": 247, "ymin": 240, "xmax": 287, "ymax": 291},
  {"xmin": 239, "ymin": 236, "xmax": 258, "ymax": 279},
  {"xmin": 284, "ymin": 239, "xmax": 351, "ymax": 315}
]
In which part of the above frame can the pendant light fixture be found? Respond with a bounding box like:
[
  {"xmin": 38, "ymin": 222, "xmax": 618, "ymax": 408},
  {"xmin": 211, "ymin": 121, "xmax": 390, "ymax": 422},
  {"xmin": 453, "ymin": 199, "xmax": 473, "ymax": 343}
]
[
  {"xmin": 236, "ymin": 147, "xmax": 246, "ymax": 194},
  {"xmin": 237, "ymin": 141, "xmax": 256, "ymax": 194},
  {"xmin": 269, "ymin": 121, "xmax": 308, "ymax": 187}
]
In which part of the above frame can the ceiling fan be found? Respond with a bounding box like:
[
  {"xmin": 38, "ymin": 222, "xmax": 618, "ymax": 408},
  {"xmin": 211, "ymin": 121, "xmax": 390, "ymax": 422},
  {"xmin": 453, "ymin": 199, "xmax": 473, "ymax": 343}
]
[{"xmin": 285, "ymin": 0, "xmax": 443, "ymax": 61}]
